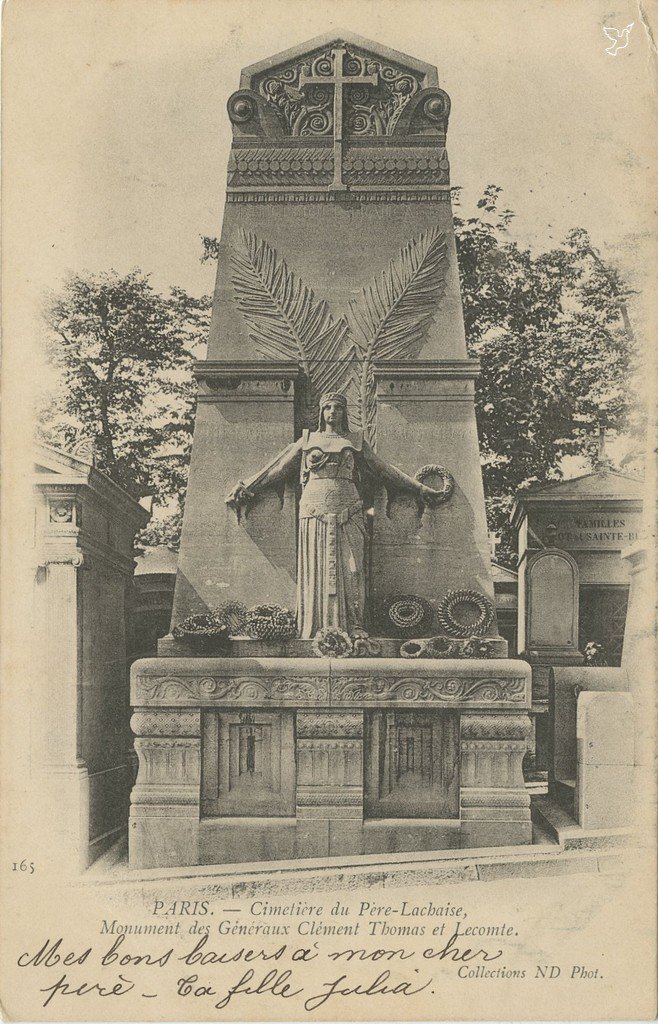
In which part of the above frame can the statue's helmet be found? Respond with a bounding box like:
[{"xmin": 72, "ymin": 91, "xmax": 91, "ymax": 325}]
[{"xmin": 318, "ymin": 392, "xmax": 349, "ymax": 431}]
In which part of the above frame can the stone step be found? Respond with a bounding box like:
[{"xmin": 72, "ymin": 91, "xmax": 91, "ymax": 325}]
[
  {"xmin": 531, "ymin": 794, "xmax": 633, "ymax": 851},
  {"xmin": 86, "ymin": 826, "xmax": 626, "ymax": 899}
]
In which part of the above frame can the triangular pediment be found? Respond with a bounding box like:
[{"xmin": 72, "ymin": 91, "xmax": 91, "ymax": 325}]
[
  {"xmin": 33, "ymin": 443, "xmax": 93, "ymax": 480},
  {"xmin": 241, "ymin": 31, "xmax": 438, "ymax": 90},
  {"xmin": 518, "ymin": 470, "xmax": 644, "ymax": 504}
]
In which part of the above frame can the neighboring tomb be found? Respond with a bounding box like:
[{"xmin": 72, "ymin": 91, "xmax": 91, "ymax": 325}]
[
  {"xmin": 32, "ymin": 444, "xmax": 149, "ymax": 870},
  {"xmin": 512, "ymin": 467, "xmax": 643, "ymax": 772},
  {"xmin": 513, "ymin": 467, "xmax": 643, "ymax": 666}
]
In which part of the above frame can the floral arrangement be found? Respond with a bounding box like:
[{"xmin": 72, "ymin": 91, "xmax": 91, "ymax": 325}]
[
  {"xmin": 215, "ymin": 600, "xmax": 248, "ymax": 635},
  {"xmin": 172, "ymin": 613, "xmax": 230, "ymax": 646},
  {"xmin": 400, "ymin": 635, "xmax": 495, "ymax": 659},
  {"xmin": 583, "ymin": 641, "xmax": 608, "ymax": 666},
  {"xmin": 312, "ymin": 627, "xmax": 353, "ymax": 658},
  {"xmin": 244, "ymin": 604, "xmax": 297, "ymax": 640}
]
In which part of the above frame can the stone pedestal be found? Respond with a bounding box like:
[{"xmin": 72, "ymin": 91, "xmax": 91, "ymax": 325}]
[
  {"xmin": 576, "ymin": 691, "xmax": 634, "ymax": 829},
  {"xmin": 460, "ymin": 714, "xmax": 532, "ymax": 847},
  {"xmin": 549, "ymin": 666, "xmax": 631, "ymax": 823},
  {"xmin": 129, "ymin": 657, "xmax": 531, "ymax": 868}
]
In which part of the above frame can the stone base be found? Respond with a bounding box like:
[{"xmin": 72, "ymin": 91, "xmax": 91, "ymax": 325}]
[
  {"xmin": 129, "ymin": 656, "xmax": 531, "ymax": 869},
  {"xmin": 157, "ymin": 635, "xmax": 508, "ymax": 659}
]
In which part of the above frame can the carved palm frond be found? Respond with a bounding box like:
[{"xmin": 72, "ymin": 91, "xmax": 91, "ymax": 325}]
[
  {"xmin": 348, "ymin": 226, "xmax": 448, "ymax": 444},
  {"xmin": 231, "ymin": 230, "xmax": 353, "ymax": 402}
]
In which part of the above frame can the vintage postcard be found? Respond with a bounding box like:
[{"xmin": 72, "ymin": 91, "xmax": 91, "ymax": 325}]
[{"xmin": 1, "ymin": 0, "xmax": 656, "ymax": 1019}]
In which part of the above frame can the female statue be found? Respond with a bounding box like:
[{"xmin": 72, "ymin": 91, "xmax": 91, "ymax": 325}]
[{"xmin": 226, "ymin": 393, "xmax": 445, "ymax": 639}]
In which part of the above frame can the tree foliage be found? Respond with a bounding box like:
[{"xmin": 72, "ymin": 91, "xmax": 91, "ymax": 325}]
[
  {"xmin": 42, "ymin": 191, "xmax": 638, "ymax": 559},
  {"xmin": 452, "ymin": 185, "xmax": 638, "ymax": 564},
  {"xmin": 39, "ymin": 270, "xmax": 210, "ymax": 545}
]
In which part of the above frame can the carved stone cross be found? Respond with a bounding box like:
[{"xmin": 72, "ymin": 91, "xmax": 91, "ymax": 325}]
[{"xmin": 299, "ymin": 46, "xmax": 378, "ymax": 189}]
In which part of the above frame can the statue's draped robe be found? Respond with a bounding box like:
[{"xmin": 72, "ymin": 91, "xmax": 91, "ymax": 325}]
[{"xmin": 297, "ymin": 432, "xmax": 367, "ymax": 638}]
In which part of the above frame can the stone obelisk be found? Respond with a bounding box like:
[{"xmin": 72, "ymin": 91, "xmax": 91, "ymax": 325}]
[{"xmin": 171, "ymin": 30, "xmax": 496, "ymax": 631}]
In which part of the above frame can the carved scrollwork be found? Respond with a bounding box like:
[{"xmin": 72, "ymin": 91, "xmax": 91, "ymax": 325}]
[
  {"xmin": 255, "ymin": 47, "xmax": 423, "ymax": 139},
  {"xmin": 329, "ymin": 675, "xmax": 527, "ymax": 703},
  {"xmin": 134, "ymin": 675, "xmax": 330, "ymax": 704},
  {"xmin": 228, "ymin": 91, "xmax": 257, "ymax": 125}
]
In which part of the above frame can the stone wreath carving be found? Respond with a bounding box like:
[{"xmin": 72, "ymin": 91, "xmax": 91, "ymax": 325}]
[
  {"xmin": 380, "ymin": 594, "xmax": 434, "ymax": 637},
  {"xmin": 231, "ymin": 226, "xmax": 447, "ymax": 446},
  {"xmin": 414, "ymin": 464, "xmax": 454, "ymax": 502},
  {"xmin": 437, "ymin": 589, "xmax": 494, "ymax": 638}
]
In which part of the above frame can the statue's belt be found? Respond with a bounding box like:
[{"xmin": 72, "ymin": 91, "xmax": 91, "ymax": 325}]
[{"xmin": 300, "ymin": 502, "xmax": 364, "ymax": 595}]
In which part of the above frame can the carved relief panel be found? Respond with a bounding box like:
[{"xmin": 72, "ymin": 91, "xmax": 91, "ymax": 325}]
[
  {"xmin": 364, "ymin": 710, "xmax": 459, "ymax": 818},
  {"xmin": 201, "ymin": 710, "xmax": 295, "ymax": 817}
]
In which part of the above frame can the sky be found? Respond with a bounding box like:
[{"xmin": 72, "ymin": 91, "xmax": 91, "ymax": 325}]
[
  {"xmin": 4, "ymin": 0, "xmax": 657, "ymax": 295},
  {"xmin": 2, "ymin": 0, "xmax": 657, "ymax": 474}
]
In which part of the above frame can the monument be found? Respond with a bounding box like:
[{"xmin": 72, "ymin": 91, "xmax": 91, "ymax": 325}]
[{"xmin": 129, "ymin": 32, "xmax": 533, "ymax": 868}]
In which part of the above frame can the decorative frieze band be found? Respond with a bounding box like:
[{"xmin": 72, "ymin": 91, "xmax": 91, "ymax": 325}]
[
  {"xmin": 461, "ymin": 714, "xmax": 533, "ymax": 740},
  {"xmin": 226, "ymin": 189, "xmax": 451, "ymax": 204},
  {"xmin": 132, "ymin": 671, "xmax": 528, "ymax": 707},
  {"xmin": 343, "ymin": 146, "xmax": 449, "ymax": 185},
  {"xmin": 297, "ymin": 712, "xmax": 363, "ymax": 737},
  {"xmin": 227, "ymin": 145, "xmax": 449, "ymax": 188}
]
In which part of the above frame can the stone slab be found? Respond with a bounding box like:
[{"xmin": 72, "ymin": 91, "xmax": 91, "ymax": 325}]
[
  {"xmin": 577, "ymin": 764, "xmax": 634, "ymax": 829},
  {"xmin": 131, "ymin": 656, "xmax": 531, "ymax": 709},
  {"xmin": 577, "ymin": 690, "xmax": 634, "ymax": 766},
  {"xmin": 199, "ymin": 818, "xmax": 296, "ymax": 865},
  {"xmin": 460, "ymin": 821, "xmax": 532, "ymax": 849},
  {"xmin": 130, "ymin": 815, "xmax": 200, "ymax": 870}
]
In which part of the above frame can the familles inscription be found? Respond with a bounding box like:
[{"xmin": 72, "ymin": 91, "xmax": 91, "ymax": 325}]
[{"xmin": 537, "ymin": 513, "xmax": 640, "ymax": 550}]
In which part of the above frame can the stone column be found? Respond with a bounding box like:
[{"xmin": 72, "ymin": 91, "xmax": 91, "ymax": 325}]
[
  {"xmin": 34, "ymin": 449, "xmax": 150, "ymax": 870},
  {"xmin": 460, "ymin": 713, "xmax": 532, "ymax": 848},
  {"xmin": 295, "ymin": 711, "xmax": 364, "ymax": 858},
  {"xmin": 129, "ymin": 710, "xmax": 202, "ymax": 869},
  {"xmin": 36, "ymin": 550, "xmax": 91, "ymax": 873}
]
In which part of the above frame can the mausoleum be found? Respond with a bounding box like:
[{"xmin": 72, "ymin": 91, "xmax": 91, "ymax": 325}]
[{"xmin": 130, "ymin": 32, "xmax": 534, "ymax": 868}]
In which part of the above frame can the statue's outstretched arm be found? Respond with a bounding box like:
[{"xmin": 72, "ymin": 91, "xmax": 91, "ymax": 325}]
[
  {"xmin": 361, "ymin": 441, "xmax": 446, "ymax": 507},
  {"xmin": 226, "ymin": 438, "xmax": 302, "ymax": 510}
]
